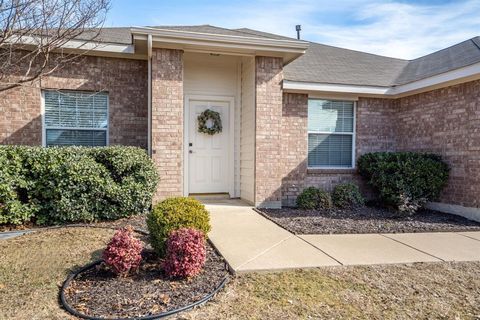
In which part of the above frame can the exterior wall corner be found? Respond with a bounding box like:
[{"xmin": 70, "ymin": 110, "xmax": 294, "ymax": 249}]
[{"xmin": 151, "ymin": 48, "xmax": 184, "ymax": 202}]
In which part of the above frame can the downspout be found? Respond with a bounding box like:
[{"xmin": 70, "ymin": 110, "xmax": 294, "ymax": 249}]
[{"xmin": 147, "ymin": 34, "xmax": 153, "ymax": 156}]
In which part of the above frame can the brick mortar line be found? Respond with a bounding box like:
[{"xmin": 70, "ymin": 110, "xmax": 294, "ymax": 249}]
[{"xmin": 380, "ymin": 234, "xmax": 445, "ymax": 262}]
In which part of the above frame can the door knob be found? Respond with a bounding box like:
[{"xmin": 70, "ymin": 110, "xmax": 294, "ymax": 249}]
[{"xmin": 189, "ymin": 150, "xmax": 193, "ymax": 154}]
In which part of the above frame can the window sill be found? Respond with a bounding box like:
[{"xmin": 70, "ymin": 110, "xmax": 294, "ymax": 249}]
[{"xmin": 307, "ymin": 168, "xmax": 356, "ymax": 175}]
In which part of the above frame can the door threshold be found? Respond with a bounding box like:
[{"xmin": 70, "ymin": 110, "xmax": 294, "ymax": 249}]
[{"xmin": 190, "ymin": 193, "xmax": 230, "ymax": 200}]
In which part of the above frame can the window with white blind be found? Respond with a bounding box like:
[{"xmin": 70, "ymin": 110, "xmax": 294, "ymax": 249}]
[
  {"xmin": 43, "ymin": 90, "xmax": 108, "ymax": 147},
  {"xmin": 308, "ymin": 99, "xmax": 355, "ymax": 168}
]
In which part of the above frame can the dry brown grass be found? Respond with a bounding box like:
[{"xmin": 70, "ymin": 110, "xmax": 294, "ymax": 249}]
[
  {"xmin": 0, "ymin": 228, "xmax": 479, "ymax": 320},
  {"xmin": 183, "ymin": 262, "xmax": 480, "ymax": 320},
  {"xmin": 0, "ymin": 228, "xmax": 114, "ymax": 320}
]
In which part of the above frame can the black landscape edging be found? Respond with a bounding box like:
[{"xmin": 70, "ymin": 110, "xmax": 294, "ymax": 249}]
[{"xmin": 60, "ymin": 259, "xmax": 229, "ymax": 320}]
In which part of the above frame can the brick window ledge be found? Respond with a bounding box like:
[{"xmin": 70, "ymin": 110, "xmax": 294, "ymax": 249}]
[{"xmin": 307, "ymin": 168, "xmax": 357, "ymax": 175}]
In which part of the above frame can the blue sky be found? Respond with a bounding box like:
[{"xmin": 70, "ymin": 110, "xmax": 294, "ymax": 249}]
[{"xmin": 105, "ymin": 0, "xmax": 480, "ymax": 59}]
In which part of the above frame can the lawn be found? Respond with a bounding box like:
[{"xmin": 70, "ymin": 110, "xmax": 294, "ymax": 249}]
[
  {"xmin": 0, "ymin": 228, "xmax": 114, "ymax": 320},
  {"xmin": 1, "ymin": 228, "xmax": 479, "ymax": 320}
]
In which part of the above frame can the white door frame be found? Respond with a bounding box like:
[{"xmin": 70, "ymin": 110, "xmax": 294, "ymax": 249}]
[{"xmin": 183, "ymin": 94, "xmax": 235, "ymax": 197}]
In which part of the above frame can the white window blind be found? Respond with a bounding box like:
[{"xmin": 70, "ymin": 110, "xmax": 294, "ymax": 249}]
[
  {"xmin": 308, "ymin": 99, "xmax": 355, "ymax": 168},
  {"xmin": 43, "ymin": 90, "xmax": 108, "ymax": 147}
]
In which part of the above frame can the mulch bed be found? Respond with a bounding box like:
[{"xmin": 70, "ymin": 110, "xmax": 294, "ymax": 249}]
[
  {"xmin": 259, "ymin": 207, "xmax": 480, "ymax": 235},
  {"xmin": 63, "ymin": 244, "xmax": 228, "ymax": 319}
]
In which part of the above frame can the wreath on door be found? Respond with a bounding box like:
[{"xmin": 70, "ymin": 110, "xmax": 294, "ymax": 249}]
[{"xmin": 197, "ymin": 109, "xmax": 222, "ymax": 135}]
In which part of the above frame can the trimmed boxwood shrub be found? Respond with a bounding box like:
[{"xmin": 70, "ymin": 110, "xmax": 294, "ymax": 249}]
[
  {"xmin": 296, "ymin": 187, "xmax": 332, "ymax": 210},
  {"xmin": 0, "ymin": 146, "xmax": 158, "ymax": 225},
  {"xmin": 331, "ymin": 183, "xmax": 365, "ymax": 208},
  {"xmin": 147, "ymin": 197, "xmax": 211, "ymax": 256},
  {"xmin": 357, "ymin": 152, "xmax": 449, "ymax": 213}
]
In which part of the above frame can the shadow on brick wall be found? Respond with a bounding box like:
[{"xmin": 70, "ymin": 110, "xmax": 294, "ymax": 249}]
[{"xmin": 0, "ymin": 115, "xmax": 42, "ymax": 146}]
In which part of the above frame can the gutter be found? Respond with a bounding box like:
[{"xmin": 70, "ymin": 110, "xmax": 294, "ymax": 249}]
[{"xmin": 147, "ymin": 34, "xmax": 152, "ymax": 156}]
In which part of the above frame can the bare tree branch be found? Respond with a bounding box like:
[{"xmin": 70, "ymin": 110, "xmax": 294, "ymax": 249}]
[{"xmin": 0, "ymin": 0, "xmax": 110, "ymax": 92}]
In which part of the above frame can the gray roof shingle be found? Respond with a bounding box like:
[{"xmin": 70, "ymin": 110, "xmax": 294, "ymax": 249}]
[
  {"xmin": 284, "ymin": 42, "xmax": 409, "ymax": 87},
  {"xmin": 393, "ymin": 37, "xmax": 480, "ymax": 85},
  {"xmin": 75, "ymin": 27, "xmax": 133, "ymax": 44},
  {"xmin": 232, "ymin": 28, "xmax": 298, "ymax": 41},
  {"xmin": 81, "ymin": 25, "xmax": 480, "ymax": 87}
]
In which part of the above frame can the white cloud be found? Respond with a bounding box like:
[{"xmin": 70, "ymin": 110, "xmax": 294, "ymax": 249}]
[
  {"xmin": 142, "ymin": 0, "xmax": 480, "ymax": 59},
  {"xmin": 309, "ymin": 0, "xmax": 480, "ymax": 59}
]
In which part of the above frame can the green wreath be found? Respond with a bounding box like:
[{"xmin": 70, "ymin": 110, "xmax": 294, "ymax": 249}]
[{"xmin": 197, "ymin": 109, "xmax": 222, "ymax": 135}]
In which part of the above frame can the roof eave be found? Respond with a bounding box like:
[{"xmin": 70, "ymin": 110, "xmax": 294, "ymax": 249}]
[
  {"xmin": 131, "ymin": 26, "xmax": 308, "ymax": 63},
  {"xmin": 283, "ymin": 61, "xmax": 480, "ymax": 98},
  {"xmin": 4, "ymin": 34, "xmax": 139, "ymax": 59}
]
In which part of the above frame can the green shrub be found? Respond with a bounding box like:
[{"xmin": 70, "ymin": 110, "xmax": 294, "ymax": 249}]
[
  {"xmin": 0, "ymin": 146, "xmax": 158, "ymax": 225},
  {"xmin": 0, "ymin": 147, "xmax": 39, "ymax": 225},
  {"xmin": 357, "ymin": 152, "xmax": 449, "ymax": 214},
  {"xmin": 332, "ymin": 183, "xmax": 365, "ymax": 208},
  {"xmin": 147, "ymin": 197, "xmax": 211, "ymax": 256},
  {"xmin": 296, "ymin": 187, "xmax": 332, "ymax": 210}
]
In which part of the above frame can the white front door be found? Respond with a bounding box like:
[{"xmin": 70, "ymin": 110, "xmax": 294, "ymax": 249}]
[{"xmin": 187, "ymin": 99, "xmax": 231, "ymax": 195}]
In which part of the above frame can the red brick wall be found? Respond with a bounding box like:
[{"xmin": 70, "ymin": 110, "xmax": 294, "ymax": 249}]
[
  {"xmin": 356, "ymin": 98, "xmax": 396, "ymax": 154},
  {"xmin": 151, "ymin": 48, "xmax": 184, "ymax": 201},
  {"xmin": 255, "ymin": 56, "xmax": 284, "ymax": 207},
  {"xmin": 280, "ymin": 94, "xmax": 392, "ymax": 205},
  {"xmin": 395, "ymin": 80, "xmax": 480, "ymax": 208},
  {"xmin": 0, "ymin": 54, "xmax": 148, "ymax": 147},
  {"xmin": 281, "ymin": 80, "xmax": 480, "ymax": 209},
  {"xmin": 281, "ymin": 93, "xmax": 308, "ymax": 206}
]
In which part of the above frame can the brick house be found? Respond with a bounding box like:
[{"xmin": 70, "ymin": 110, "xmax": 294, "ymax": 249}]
[{"xmin": 1, "ymin": 25, "xmax": 479, "ymax": 220}]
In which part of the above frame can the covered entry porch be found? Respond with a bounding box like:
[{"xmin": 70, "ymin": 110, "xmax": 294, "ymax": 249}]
[{"xmin": 131, "ymin": 26, "xmax": 308, "ymax": 207}]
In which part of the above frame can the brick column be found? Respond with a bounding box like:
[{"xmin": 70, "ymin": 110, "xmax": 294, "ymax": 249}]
[
  {"xmin": 151, "ymin": 48, "xmax": 184, "ymax": 202},
  {"xmin": 254, "ymin": 56, "xmax": 283, "ymax": 208}
]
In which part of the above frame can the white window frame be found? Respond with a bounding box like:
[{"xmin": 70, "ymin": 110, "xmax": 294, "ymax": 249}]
[
  {"xmin": 41, "ymin": 90, "xmax": 110, "ymax": 147},
  {"xmin": 307, "ymin": 99, "xmax": 356, "ymax": 170}
]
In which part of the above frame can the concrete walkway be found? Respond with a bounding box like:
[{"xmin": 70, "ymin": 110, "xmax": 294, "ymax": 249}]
[
  {"xmin": 204, "ymin": 200, "xmax": 480, "ymax": 273},
  {"xmin": 0, "ymin": 230, "xmax": 33, "ymax": 240}
]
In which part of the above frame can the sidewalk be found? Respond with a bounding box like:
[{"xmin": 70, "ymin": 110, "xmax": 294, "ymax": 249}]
[{"xmin": 204, "ymin": 200, "xmax": 480, "ymax": 273}]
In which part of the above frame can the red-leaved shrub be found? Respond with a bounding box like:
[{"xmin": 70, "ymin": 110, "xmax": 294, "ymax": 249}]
[
  {"xmin": 163, "ymin": 228, "xmax": 206, "ymax": 279},
  {"xmin": 102, "ymin": 226, "xmax": 143, "ymax": 276}
]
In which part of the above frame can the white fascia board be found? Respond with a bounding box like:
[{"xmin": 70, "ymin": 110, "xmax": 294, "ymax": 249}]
[
  {"xmin": 283, "ymin": 81, "xmax": 391, "ymax": 95},
  {"xmin": 61, "ymin": 39, "xmax": 134, "ymax": 54},
  {"xmin": 392, "ymin": 61, "xmax": 480, "ymax": 95},
  {"xmin": 6, "ymin": 35, "xmax": 134, "ymax": 54},
  {"xmin": 131, "ymin": 27, "xmax": 309, "ymax": 53},
  {"xmin": 283, "ymin": 61, "xmax": 480, "ymax": 97}
]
